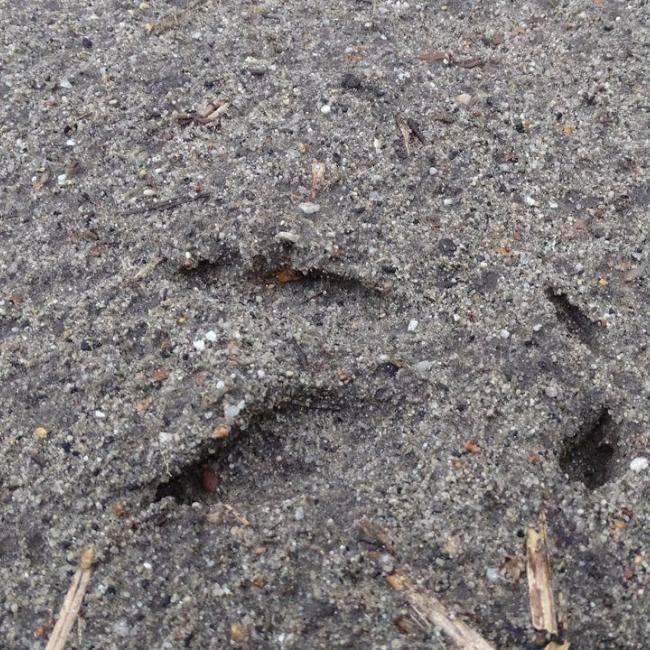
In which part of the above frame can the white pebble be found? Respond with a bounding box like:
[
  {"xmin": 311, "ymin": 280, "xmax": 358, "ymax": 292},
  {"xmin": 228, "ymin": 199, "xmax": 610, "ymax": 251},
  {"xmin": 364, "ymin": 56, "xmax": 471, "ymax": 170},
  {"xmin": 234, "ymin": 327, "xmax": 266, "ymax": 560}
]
[
  {"xmin": 428, "ymin": 167, "xmax": 438, "ymax": 175},
  {"xmin": 158, "ymin": 432, "xmax": 177, "ymax": 447},
  {"xmin": 205, "ymin": 330, "xmax": 217, "ymax": 342},
  {"xmin": 65, "ymin": 139, "xmax": 76, "ymax": 147},
  {"xmin": 275, "ymin": 231, "xmax": 300, "ymax": 243},
  {"xmin": 499, "ymin": 329, "xmax": 510, "ymax": 339},
  {"xmin": 630, "ymin": 457, "xmax": 649, "ymax": 473},
  {"xmin": 57, "ymin": 173, "xmax": 67, "ymax": 186},
  {"xmin": 298, "ymin": 202, "xmax": 320, "ymax": 214},
  {"xmin": 454, "ymin": 93, "xmax": 473, "ymax": 106},
  {"xmin": 320, "ymin": 104, "xmax": 331, "ymax": 114},
  {"xmin": 525, "ymin": 196, "xmax": 538, "ymax": 207},
  {"xmin": 224, "ymin": 400, "xmax": 246, "ymax": 423},
  {"xmin": 193, "ymin": 339, "xmax": 206, "ymax": 352},
  {"xmin": 94, "ymin": 410, "xmax": 106, "ymax": 419},
  {"xmin": 294, "ymin": 506, "xmax": 305, "ymax": 521},
  {"xmin": 407, "ymin": 319, "xmax": 418, "ymax": 332},
  {"xmin": 59, "ymin": 78, "xmax": 72, "ymax": 89},
  {"xmin": 486, "ymin": 567, "xmax": 501, "ymax": 583},
  {"xmin": 545, "ymin": 385, "xmax": 559, "ymax": 399}
]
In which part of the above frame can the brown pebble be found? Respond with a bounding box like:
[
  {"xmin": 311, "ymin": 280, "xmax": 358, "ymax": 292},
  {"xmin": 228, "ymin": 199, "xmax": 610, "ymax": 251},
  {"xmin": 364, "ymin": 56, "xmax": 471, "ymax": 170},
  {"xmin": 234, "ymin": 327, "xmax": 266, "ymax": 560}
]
[
  {"xmin": 230, "ymin": 622, "xmax": 249, "ymax": 645},
  {"xmin": 212, "ymin": 424, "xmax": 230, "ymax": 439},
  {"xmin": 200, "ymin": 466, "xmax": 221, "ymax": 493},
  {"xmin": 152, "ymin": 366, "xmax": 169, "ymax": 382}
]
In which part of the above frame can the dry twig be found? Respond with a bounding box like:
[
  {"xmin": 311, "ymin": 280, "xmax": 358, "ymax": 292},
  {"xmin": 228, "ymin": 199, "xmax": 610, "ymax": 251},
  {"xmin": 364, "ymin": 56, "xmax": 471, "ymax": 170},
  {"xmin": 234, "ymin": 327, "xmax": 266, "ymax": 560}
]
[
  {"xmin": 147, "ymin": 0, "xmax": 209, "ymax": 34},
  {"xmin": 46, "ymin": 547, "xmax": 95, "ymax": 650},
  {"xmin": 526, "ymin": 511, "xmax": 558, "ymax": 635},
  {"xmin": 386, "ymin": 572, "xmax": 496, "ymax": 650},
  {"xmin": 120, "ymin": 191, "xmax": 210, "ymax": 216}
]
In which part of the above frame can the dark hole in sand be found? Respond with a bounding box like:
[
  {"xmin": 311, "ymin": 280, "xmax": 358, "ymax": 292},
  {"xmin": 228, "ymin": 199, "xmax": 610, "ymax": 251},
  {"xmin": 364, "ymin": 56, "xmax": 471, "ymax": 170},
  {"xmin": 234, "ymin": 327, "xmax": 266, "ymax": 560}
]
[
  {"xmin": 545, "ymin": 288, "xmax": 600, "ymax": 347},
  {"xmin": 154, "ymin": 460, "xmax": 220, "ymax": 504},
  {"xmin": 559, "ymin": 407, "xmax": 616, "ymax": 489}
]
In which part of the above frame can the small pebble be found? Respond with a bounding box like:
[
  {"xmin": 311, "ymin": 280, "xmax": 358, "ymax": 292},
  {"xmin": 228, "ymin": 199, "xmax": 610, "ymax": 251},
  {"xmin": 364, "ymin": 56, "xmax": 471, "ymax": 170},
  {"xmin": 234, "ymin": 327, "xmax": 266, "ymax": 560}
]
[
  {"xmin": 499, "ymin": 329, "xmax": 510, "ymax": 339},
  {"xmin": 298, "ymin": 202, "xmax": 320, "ymax": 214},
  {"xmin": 320, "ymin": 104, "xmax": 332, "ymax": 114},
  {"xmin": 298, "ymin": 201, "xmax": 320, "ymax": 214},
  {"xmin": 545, "ymin": 385, "xmax": 559, "ymax": 399},
  {"xmin": 294, "ymin": 506, "xmax": 305, "ymax": 521},
  {"xmin": 630, "ymin": 457, "xmax": 648, "ymax": 473},
  {"xmin": 200, "ymin": 466, "xmax": 221, "ymax": 493},
  {"xmin": 275, "ymin": 231, "xmax": 300, "ymax": 243},
  {"xmin": 486, "ymin": 567, "xmax": 501, "ymax": 583},
  {"xmin": 205, "ymin": 330, "xmax": 217, "ymax": 342},
  {"xmin": 407, "ymin": 319, "xmax": 418, "ymax": 332},
  {"xmin": 379, "ymin": 553, "xmax": 395, "ymax": 574},
  {"xmin": 224, "ymin": 400, "xmax": 246, "ymax": 422},
  {"xmin": 454, "ymin": 93, "xmax": 473, "ymax": 106},
  {"xmin": 193, "ymin": 339, "xmax": 206, "ymax": 352}
]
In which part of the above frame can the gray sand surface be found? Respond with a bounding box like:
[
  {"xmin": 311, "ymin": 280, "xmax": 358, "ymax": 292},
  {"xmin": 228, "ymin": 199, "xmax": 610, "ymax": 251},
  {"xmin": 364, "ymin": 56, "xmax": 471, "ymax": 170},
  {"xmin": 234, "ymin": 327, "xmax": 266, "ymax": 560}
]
[{"xmin": 1, "ymin": 1, "xmax": 648, "ymax": 648}]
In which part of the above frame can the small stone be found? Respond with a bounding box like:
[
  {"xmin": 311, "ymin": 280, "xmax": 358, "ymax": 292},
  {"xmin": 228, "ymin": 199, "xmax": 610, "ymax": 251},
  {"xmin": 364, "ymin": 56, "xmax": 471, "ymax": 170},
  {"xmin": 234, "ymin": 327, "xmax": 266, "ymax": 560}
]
[
  {"xmin": 298, "ymin": 202, "xmax": 320, "ymax": 214},
  {"xmin": 34, "ymin": 427, "xmax": 49, "ymax": 439},
  {"xmin": 407, "ymin": 319, "xmax": 418, "ymax": 332},
  {"xmin": 320, "ymin": 104, "xmax": 332, "ymax": 114},
  {"xmin": 630, "ymin": 457, "xmax": 648, "ymax": 473},
  {"xmin": 275, "ymin": 231, "xmax": 300, "ymax": 244},
  {"xmin": 224, "ymin": 400, "xmax": 246, "ymax": 423},
  {"xmin": 205, "ymin": 330, "xmax": 218, "ymax": 342},
  {"xmin": 230, "ymin": 623, "xmax": 249, "ymax": 645},
  {"xmin": 245, "ymin": 59, "xmax": 267, "ymax": 76},
  {"xmin": 454, "ymin": 93, "xmax": 473, "ymax": 106},
  {"xmin": 193, "ymin": 339, "xmax": 206, "ymax": 352},
  {"xmin": 57, "ymin": 174, "xmax": 67, "ymax": 186},
  {"xmin": 524, "ymin": 195, "xmax": 538, "ymax": 206},
  {"xmin": 211, "ymin": 425, "xmax": 230, "ymax": 439},
  {"xmin": 59, "ymin": 78, "xmax": 72, "ymax": 89},
  {"xmin": 499, "ymin": 329, "xmax": 510, "ymax": 339},
  {"xmin": 159, "ymin": 432, "xmax": 177, "ymax": 447},
  {"xmin": 200, "ymin": 466, "xmax": 221, "ymax": 493},
  {"xmin": 545, "ymin": 385, "xmax": 559, "ymax": 399},
  {"xmin": 437, "ymin": 238, "xmax": 457, "ymax": 256},
  {"xmin": 294, "ymin": 506, "xmax": 305, "ymax": 521},
  {"xmin": 341, "ymin": 72, "xmax": 362, "ymax": 89},
  {"xmin": 82, "ymin": 36, "xmax": 93, "ymax": 48},
  {"xmin": 486, "ymin": 567, "xmax": 501, "ymax": 583},
  {"xmin": 379, "ymin": 553, "xmax": 395, "ymax": 574}
]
